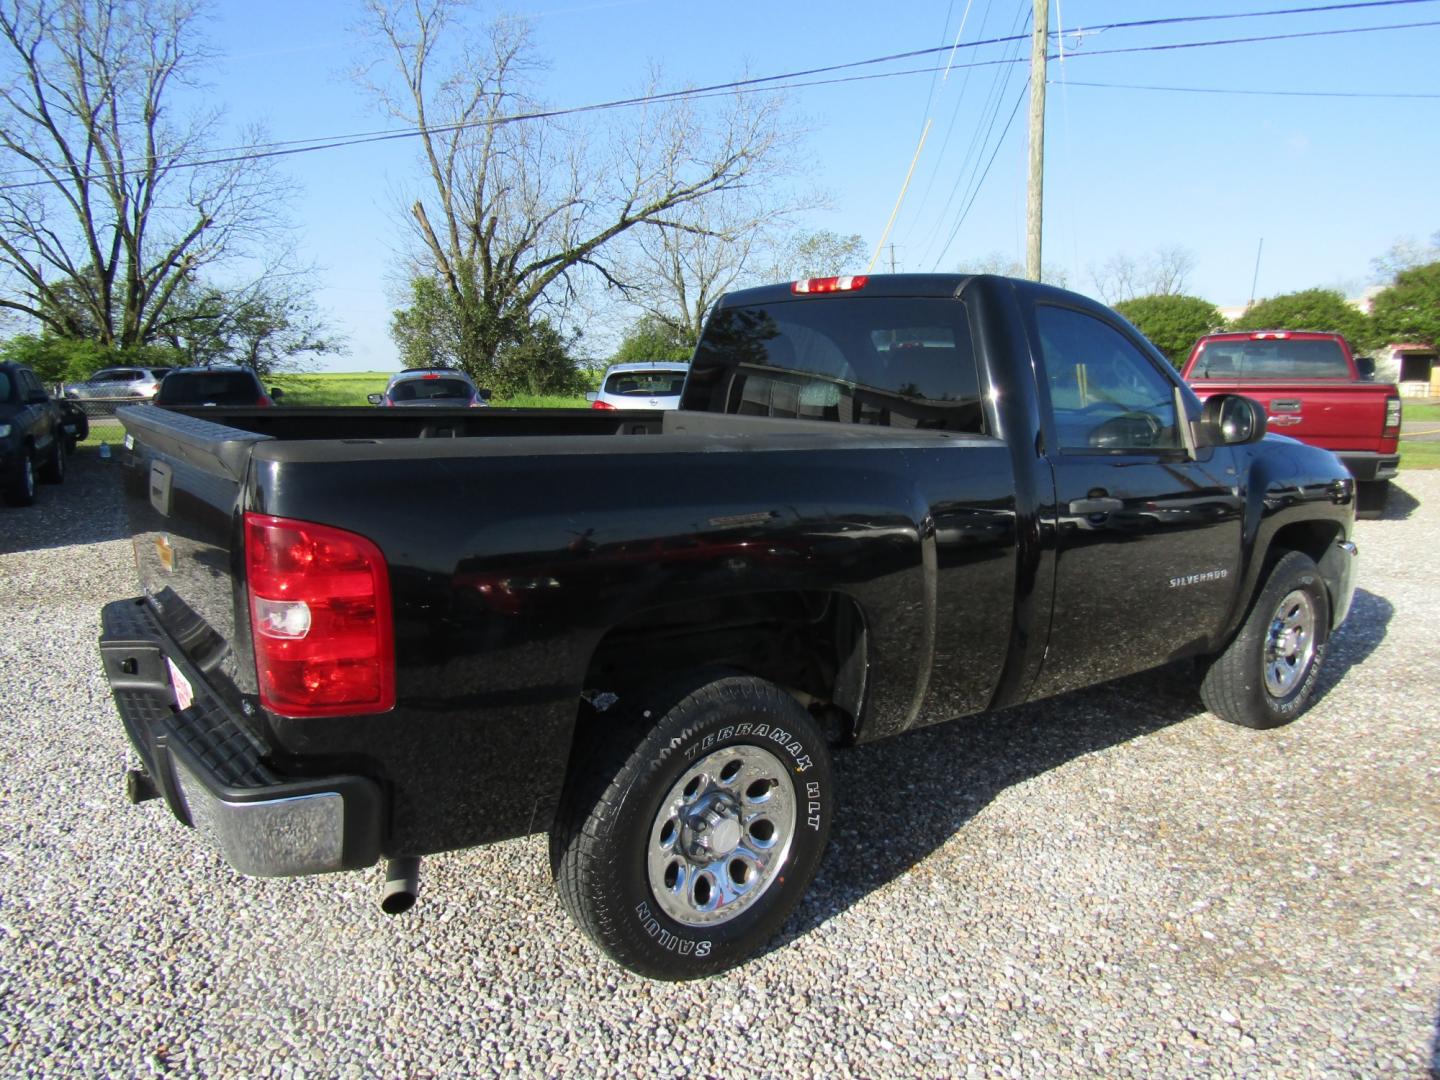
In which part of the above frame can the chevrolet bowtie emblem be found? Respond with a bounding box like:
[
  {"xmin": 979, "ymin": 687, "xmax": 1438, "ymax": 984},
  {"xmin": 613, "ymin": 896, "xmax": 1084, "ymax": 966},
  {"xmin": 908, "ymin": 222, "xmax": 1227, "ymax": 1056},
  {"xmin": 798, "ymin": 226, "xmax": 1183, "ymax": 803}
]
[{"xmin": 155, "ymin": 534, "xmax": 175, "ymax": 572}]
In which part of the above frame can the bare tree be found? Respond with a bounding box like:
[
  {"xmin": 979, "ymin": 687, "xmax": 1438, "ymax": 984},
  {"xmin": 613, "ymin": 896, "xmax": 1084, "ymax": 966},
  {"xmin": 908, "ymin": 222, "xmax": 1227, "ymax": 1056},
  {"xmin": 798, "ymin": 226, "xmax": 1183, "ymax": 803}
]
[
  {"xmin": 0, "ymin": 0, "xmax": 285, "ymax": 346},
  {"xmin": 1371, "ymin": 230, "xmax": 1440, "ymax": 282},
  {"xmin": 964, "ymin": 250, "xmax": 1067, "ymax": 288},
  {"xmin": 1088, "ymin": 253, "xmax": 1141, "ymax": 304},
  {"xmin": 1089, "ymin": 246, "xmax": 1195, "ymax": 304},
  {"xmin": 356, "ymin": 0, "xmax": 796, "ymax": 377}
]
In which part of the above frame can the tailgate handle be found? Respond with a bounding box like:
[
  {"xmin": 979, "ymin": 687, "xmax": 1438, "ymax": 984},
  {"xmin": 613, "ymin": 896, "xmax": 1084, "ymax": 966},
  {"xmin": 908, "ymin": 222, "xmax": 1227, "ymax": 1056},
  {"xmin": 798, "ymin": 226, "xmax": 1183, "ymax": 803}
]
[
  {"xmin": 1270, "ymin": 399, "xmax": 1302, "ymax": 412},
  {"xmin": 1068, "ymin": 496, "xmax": 1124, "ymax": 515}
]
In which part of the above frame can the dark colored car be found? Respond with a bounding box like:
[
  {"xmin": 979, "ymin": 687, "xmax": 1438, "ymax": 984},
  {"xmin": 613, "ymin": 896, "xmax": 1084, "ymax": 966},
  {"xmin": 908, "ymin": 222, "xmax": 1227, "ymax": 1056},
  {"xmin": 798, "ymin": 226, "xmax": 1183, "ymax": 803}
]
[
  {"xmin": 101, "ymin": 273, "xmax": 1359, "ymax": 979},
  {"xmin": 154, "ymin": 366, "xmax": 281, "ymax": 408},
  {"xmin": 368, "ymin": 370, "xmax": 490, "ymax": 408},
  {"xmin": 1, "ymin": 361, "xmax": 69, "ymax": 506}
]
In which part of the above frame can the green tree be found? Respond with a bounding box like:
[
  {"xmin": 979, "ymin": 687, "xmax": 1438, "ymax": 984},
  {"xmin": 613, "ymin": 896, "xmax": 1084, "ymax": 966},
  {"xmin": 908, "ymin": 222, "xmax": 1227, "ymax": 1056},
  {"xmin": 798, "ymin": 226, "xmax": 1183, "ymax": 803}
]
[
  {"xmin": 359, "ymin": 1, "xmax": 793, "ymax": 377},
  {"xmin": 1369, "ymin": 261, "xmax": 1440, "ymax": 348},
  {"xmin": 613, "ymin": 317, "xmax": 694, "ymax": 363},
  {"xmin": 0, "ymin": 0, "xmax": 286, "ymax": 348},
  {"xmin": 490, "ymin": 318, "xmax": 586, "ymax": 397},
  {"xmin": 1113, "ymin": 294, "xmax": 1224, "ymax": 367},
  {"xmin": 0, "ymin": 334, "xmax": 183, "ymax": 385},
  {"xmin": 1232, "ymin": 288, "xmax": 1370, "ymax": 346}
]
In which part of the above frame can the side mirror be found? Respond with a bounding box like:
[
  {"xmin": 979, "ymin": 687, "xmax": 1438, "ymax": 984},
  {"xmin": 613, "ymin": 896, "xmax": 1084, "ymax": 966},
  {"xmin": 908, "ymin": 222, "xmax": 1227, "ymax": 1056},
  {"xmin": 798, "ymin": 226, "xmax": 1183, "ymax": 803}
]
[
  {"xmin": 366, "ymin": 393, "xmax": 384, "ymax": 406},
  {"xmin": 585, "ymin": 391, "xmax": 599, "ymax": 402},
  {"xmin": 269, "ymin": 387, "xmax": 284, "ymax": 401},
  {"xmin": 1355, "ymin": 357, "xmax": 1376, "ymax": 380},
  {"xmin": 1198, "ymin": 393, "xmax": 1266, "ymax": 446}
]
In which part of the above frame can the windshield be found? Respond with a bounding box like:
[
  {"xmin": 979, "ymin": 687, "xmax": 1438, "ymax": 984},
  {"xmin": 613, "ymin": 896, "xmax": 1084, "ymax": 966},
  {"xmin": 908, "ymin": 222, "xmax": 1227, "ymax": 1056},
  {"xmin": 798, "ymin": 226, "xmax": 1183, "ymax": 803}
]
[
  {"xmin": 1191, "ymin": 339, "xmax": 1349, "ymax": 379},
  {"xmin": 688, "ymin": 296, "xmax": 984, "ymax": 432},
  {"xmin": 603, "ymin": 370, "xmax": 686, "ymax": 397},
  {"xmin": 391, "ymin": 377, "xmax": 472, "ymax": 401},
  {"xmin": 156, "ymin": 372, "xmax": 261, "ymax": 405}
]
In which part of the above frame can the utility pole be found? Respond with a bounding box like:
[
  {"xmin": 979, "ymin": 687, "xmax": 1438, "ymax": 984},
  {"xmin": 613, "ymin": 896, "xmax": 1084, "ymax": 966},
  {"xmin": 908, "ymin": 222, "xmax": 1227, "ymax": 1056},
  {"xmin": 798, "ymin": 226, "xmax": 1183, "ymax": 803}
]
[
  {"xmin": 887, "ymin": 244, "xmax": 899, "ymax": 273},
  {"xmin": 1025, "ymin": 0, "xmax": 1049, "ymax": 282}
]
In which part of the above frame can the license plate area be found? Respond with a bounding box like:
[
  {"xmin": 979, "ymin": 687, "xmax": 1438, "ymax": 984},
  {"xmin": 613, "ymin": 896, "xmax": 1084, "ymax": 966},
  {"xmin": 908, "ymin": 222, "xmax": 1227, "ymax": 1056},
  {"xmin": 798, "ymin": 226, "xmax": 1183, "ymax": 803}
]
[{"xmin": 166, "ymin": 657, "xmax": 194, "ymax": 712}]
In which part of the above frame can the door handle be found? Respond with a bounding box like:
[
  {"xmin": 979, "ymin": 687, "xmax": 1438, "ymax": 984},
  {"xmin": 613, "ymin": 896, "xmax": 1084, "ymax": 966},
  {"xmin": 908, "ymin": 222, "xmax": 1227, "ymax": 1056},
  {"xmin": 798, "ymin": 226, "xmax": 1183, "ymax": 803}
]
[{"xmin": 1068, "ymin": 497, "xmax": 1124, "ymax": 514}]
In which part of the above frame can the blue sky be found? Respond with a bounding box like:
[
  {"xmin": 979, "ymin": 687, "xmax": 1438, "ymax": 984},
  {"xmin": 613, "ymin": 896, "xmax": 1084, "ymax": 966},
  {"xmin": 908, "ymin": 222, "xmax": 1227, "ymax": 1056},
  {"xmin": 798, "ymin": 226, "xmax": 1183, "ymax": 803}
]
[{"xmin": 199, "ymin": 0, "xmax": 1440, "ymax": 370}]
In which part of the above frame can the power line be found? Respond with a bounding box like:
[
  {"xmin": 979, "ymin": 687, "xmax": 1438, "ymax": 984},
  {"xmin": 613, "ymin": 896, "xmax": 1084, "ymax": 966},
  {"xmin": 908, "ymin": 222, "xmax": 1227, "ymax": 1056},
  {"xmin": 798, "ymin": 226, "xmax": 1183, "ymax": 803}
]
[
  {"xmin": 1059, "ymin": 80, "xmax": 1440, "ymax": 99},
  {"xmin": 1, "ymin": 8, "xmax": 1435, "ymax": 193},
  {"xmin": 915, "ymin": 0, "xmax": 1032, "ymax": 269},
  {"xmin": 931, "ymin": 78, "xmax": 1031, "ymax": 271}
]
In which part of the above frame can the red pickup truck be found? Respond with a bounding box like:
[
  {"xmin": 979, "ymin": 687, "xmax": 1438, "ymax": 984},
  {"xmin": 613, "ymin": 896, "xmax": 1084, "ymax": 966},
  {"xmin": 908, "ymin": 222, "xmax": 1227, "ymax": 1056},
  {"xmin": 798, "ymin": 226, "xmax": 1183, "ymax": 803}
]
[{"xmin": 1182, "ymin": 331, "xmax": 1401, "ymax": 517}]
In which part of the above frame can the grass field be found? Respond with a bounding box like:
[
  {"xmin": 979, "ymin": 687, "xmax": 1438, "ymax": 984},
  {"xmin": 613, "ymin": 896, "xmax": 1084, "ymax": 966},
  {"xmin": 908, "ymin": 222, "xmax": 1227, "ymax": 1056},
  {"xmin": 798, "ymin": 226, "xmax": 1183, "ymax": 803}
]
[
  {"xmin": 268, "ymin": 372, "xmax": 587, "ymax": 409},
  {"xmin": 1400, "ymin": 439, "xmax": 1440, "ymax": 469},
  {"xmin": 1402, "ymin": 400, "xmax": 1440, "ymax": 423}
]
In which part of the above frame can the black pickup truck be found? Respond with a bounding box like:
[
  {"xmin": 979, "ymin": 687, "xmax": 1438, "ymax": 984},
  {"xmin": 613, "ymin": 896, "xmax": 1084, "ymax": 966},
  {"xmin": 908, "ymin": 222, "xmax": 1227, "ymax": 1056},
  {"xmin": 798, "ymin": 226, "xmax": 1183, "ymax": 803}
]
[{"xmin": 99, "ymin": 274, "xmax": 1359, "ymax": 979}]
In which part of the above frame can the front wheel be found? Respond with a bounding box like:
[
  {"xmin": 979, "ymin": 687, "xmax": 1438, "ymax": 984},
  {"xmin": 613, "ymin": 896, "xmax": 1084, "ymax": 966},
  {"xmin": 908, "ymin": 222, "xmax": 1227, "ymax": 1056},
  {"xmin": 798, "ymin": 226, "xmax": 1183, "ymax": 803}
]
[
  {"xmin": 4, "ymin": 448, "xmax": 36, "ymax": 507},
  {"xmin": 550, "ymin": 671, "xmax": 834, "ymax": 980},
  {"xmin": 1198, "ymin": 550, "xmax": 1331, "ymax": 729}
]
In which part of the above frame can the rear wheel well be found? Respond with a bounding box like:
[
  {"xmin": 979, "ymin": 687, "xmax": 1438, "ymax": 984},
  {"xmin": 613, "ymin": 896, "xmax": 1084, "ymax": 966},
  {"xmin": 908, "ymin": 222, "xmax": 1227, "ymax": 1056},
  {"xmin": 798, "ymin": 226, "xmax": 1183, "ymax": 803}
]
[{"xmin": 579, "ymin": 590, "xmax": 867, "ymax": 744}]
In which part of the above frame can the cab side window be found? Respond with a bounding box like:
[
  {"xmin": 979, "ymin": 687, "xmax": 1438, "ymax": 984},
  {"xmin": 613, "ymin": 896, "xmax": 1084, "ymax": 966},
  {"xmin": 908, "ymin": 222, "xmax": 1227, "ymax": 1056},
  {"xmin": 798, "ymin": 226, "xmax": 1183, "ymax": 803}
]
[{"xmin": 1036, "ymin": 305, "xmax": 1180, "ymax": 452}]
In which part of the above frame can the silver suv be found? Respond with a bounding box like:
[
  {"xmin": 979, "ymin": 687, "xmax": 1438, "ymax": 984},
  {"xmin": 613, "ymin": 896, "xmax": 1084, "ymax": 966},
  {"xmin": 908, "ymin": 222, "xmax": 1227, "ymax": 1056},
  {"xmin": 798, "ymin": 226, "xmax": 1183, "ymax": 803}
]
[
  {"xmin": 64, "ymin": 366, "xmax": 172, "ymax": 402},
  {"xmin": 586, "ymin": 362, "xmax": 689, "ymax": 411}
]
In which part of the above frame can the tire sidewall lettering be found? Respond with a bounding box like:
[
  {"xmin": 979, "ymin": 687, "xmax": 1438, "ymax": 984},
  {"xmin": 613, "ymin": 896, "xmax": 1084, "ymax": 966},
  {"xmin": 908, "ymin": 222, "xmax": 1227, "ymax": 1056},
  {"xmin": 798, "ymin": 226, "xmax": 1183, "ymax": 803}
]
[{"xmin": 625, "ymin": 692, "xmax": 833, "ymax": 967}]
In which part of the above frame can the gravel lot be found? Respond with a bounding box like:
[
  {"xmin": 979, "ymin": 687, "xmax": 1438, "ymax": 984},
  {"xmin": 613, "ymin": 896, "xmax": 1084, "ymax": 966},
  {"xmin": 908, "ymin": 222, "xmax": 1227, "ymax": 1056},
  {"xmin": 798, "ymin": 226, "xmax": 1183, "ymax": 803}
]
[{"xmin": 1, "ymin": 451, "xmax": 1437, "ymax": 1078}]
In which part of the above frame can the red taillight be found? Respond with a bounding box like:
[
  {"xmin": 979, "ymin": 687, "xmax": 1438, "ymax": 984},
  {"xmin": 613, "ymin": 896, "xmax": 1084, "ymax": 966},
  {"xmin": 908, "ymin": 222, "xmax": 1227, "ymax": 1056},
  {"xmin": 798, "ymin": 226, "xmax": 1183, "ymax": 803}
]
[
  {"xmin": 791, "ymin": 275, "xmax": 868, "ymax": 294},
  {"xmin": 244, "ymin": 513, "xmax": 394, "ymax": 718},
  {"xmin": 256, "ymin": 396, "xmax": 271, "ymax": 407},
  {"xmin": 590, "ymin": 399, "xmax": 617, "ymax": 410},
  {"xmin": 1384, "ymin": 396, "xmax": 1401, "ymax": 437}
]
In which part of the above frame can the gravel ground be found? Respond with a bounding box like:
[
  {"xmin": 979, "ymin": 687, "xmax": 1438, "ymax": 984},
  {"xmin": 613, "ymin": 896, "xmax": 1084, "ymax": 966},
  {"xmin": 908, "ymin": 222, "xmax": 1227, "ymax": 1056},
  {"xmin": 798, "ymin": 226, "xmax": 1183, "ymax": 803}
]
[{"xmin": 1, "ymin": 451, "xmax": 1437, "ymax": 1078}]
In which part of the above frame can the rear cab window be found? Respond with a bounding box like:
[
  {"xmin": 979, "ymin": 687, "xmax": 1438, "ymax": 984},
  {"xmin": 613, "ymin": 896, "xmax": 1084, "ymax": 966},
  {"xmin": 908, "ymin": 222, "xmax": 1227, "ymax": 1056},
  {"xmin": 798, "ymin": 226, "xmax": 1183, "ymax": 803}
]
[
  {"xmin": 157, "ymin": 372, "xmax": 261, "ymax": 405},
  {"xmin": 603, "ymin": 370, "xmax": 687, "ymax": 397},
  {"xmin": 392, "ymin": 378, "xmax": 473, "ymax": 401},
  {"xmin": 687, "ymin": 296, "xmax": 985, "ymax": 433},
  {"xmin": 1190, "ymin": 338, "xmax": 1350, "ymax": 379}
]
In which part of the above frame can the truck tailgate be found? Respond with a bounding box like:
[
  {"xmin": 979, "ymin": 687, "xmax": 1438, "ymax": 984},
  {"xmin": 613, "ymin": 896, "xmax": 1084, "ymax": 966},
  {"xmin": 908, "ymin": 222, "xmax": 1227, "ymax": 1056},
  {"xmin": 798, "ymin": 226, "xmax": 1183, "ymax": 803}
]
[
  {"xmin": 1188, "ymin": 379, "xmax": 1393, "ymax": 452},
  {"xmin": 117, "ymin": 406, "xmax": 270, "ymax": 717}
]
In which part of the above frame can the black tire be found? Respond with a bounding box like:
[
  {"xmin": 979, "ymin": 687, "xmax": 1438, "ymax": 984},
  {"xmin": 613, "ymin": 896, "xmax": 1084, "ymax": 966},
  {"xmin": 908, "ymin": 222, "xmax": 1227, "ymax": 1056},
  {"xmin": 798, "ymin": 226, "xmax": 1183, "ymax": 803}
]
[
  {"xmin": 1355, "ymin": 479, "xmax": 1389, "ymax": 520},
  {"xmin": 38, "ymin": 439, "xmax": 65, "ymax": 484},
  {"xmin": 550, "ymin": 670, "xmax": 835, "ymax": 980},
  {"xmin": 4, "ymin": 447, "xmax": 36, "ymax": 507},
  {"xmin": 1198, "ymin": 551, "xmax": 1331, "ymax": 729}
]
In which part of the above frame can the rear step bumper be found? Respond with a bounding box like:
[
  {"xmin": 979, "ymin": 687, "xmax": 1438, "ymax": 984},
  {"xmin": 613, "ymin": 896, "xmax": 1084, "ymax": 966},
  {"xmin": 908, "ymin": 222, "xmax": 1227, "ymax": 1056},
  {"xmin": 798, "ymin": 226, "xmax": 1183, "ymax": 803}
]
[
  {"xmin": 99, "ymin": 598, "xmax": 383, "ymax": 877},
  {"xmin": 1339, "ymin": 451, "xmax": 1400, "ymax": 482}
]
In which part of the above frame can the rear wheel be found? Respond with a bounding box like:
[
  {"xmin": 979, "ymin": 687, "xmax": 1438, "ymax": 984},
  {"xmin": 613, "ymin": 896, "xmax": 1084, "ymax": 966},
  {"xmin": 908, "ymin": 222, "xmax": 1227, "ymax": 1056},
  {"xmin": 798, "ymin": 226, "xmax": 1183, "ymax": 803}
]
[
  {"xmin": 4, "ymin": 447, "xmax": 36, "ymax": 507},
  {"xmin": 550, "ymin": 671, "xmax": 834, "ymax": 980},
  {"xmin": 1198, "ymin": 551, "xmax": 1331, "ymax": 729}
]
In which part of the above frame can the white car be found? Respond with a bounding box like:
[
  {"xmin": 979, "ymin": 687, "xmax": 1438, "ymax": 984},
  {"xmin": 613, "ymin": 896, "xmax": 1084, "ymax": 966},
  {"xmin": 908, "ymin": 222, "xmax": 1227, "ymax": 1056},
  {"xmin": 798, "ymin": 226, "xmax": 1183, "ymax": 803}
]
[{"xmin": 586, "ymin": 362, "xmax": 689, "ymax": 411}]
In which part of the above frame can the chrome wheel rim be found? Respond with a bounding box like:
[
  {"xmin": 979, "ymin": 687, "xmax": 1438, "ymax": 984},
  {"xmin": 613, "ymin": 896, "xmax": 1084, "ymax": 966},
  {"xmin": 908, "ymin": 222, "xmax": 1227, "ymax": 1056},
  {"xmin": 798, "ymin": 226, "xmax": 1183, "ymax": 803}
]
[
  {"xmin": 1264, "ymin": 589, "xmax": 1317, "ymax": 698},
  {"xmin": 646, "ymin": 743, "xmax": 796, "ymax": 928}
]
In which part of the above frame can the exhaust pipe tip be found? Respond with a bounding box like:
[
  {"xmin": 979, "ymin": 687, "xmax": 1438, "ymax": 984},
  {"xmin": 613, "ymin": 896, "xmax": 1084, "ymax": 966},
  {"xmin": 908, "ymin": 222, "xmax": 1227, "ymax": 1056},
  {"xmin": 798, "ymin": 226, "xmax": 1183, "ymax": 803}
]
[{"xmin": 380, "ymin": 856, "xmax": 421, "ymax": 915}]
